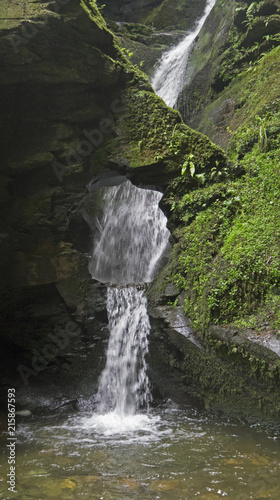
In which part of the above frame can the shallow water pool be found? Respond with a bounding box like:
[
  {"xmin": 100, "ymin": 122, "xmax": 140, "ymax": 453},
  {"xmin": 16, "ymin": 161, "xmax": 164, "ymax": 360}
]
[{"xmin": 1, "ymin": 405, "xmax": 280, "ymax": 499}]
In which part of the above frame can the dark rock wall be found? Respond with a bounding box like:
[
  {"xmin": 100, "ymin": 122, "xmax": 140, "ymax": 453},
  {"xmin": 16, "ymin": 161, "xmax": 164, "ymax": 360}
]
[{"xmin": 0, "ymin": 1, "xmax": 123, "ymax": 402}]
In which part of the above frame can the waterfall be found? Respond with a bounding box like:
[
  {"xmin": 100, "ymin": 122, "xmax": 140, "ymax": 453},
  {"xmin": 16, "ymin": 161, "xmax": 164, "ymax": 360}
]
[
  {"xmin": 89, "ymin": 181, "xmax": 169, "ymax": 284},
  {"xmin": 151, "ymin": 0, "xmax": 216, "ymax": 108},
  {"xmin": 88, "ymin": 181, "xmax": 170, "ymax": 424},
  {"xmin": 95, "ymin": 286, "xmax": 151, "ymax": 416}
]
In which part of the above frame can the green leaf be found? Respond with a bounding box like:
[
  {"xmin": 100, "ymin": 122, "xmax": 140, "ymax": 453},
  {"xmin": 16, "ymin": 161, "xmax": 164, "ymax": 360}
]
[
  {"xmin": 190, "ymin": 162, "xmax": 195, "ymax": 177},
  {"xmin": 181, "ymin": 162, "xmax": 187, "ymax": 176}
]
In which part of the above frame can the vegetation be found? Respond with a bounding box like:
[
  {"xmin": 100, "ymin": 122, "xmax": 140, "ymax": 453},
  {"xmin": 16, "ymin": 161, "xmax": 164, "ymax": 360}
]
[
  {"xmin": 103, "ymin": 0, "xmax": 280, "ymax": 346},
  {"xmin": 97, "ymin": 86, "xmax": 227, "ymax": 186},
  {"xmin": 213, "ymin": 0, "xmax": 280, "ymax": 92},
  {"xmin": 164, "ymin": 98, "xmax": 280, "ymax": 336}
]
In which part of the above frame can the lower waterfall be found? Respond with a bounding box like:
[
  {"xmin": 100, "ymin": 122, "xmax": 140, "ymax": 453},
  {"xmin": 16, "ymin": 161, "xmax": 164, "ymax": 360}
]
[
  {"xmin": 87, "ymin": 180, "xmax": 170, "ymax": 430},
  {"xmin": 95, "ymin": 285, "xmax": 151, "ymax": 417}
]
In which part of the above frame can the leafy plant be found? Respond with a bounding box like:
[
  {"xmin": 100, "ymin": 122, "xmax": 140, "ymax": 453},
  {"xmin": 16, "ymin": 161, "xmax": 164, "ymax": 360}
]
[
  {"xmin": 120, "ymin": 47, "xmax": 134, "ymax": 59},
  {"xmin": 210, "ymin": 160, "xmax": 223, "ymax": 180},
  {"xmin": 255, "ymin": 114, "xmax": 269, "ymax": 152},
  {"xmin": 181, "ymin": 153, "xmax": 195, "ymax": 176},
  {"xmin": 166, "ymin": 127, "xmax": 185, "ymax": 156},
  {"xmin": 154, "ymin": 154, "xmax": 163, "ymax": 161},
  {"xmin": 196, "ymin": 173, "xmax": 206, "ymax": 187},
  {"xmin": 243, "ymin": 2, "xmax": 258, "ymax": 28}
]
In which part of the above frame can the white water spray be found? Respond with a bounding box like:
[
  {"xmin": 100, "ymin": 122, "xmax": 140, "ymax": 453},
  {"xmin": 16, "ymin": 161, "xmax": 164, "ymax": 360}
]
[
  {"xmin": 87, "ymin": 181, "xmax": 170, "ymax": 432},
  {"xmin": 151, "ymin": 0, "xmax": 216, "ymax": 108}
]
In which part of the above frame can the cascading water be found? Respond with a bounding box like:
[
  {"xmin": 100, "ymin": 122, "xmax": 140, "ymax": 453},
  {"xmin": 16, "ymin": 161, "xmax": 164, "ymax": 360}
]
[
  {"xmin": 89, "ymin": 181, "xmax": 169, "ymax": 284},
  {"xmin": 151, "ymin": 0, "xmax": 216, "ymax": 108},
  {"xmin": 87, "ymin": 180, "xmax": 170, "ymax": 430},
  {"xmin": 95, "ymin": 286, "xmax": 151, "ymax": 416}
]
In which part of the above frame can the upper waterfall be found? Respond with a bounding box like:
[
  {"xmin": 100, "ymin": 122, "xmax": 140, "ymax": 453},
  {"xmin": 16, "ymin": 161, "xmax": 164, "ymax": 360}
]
[{"xmin": 151, "ymin": 0, "xmax": 216, "ymax": 108}]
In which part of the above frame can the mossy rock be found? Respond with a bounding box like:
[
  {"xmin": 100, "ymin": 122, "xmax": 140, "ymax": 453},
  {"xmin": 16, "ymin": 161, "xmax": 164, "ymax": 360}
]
[
  {"xmin": 149, "ymin": 309, "xmax": 280, "ymax": 425},
  {"xmin": 144, "ymin": 0, "xmax": 207, "ymax": 31},
  {"xmin": 102, "ymin": 87, "xmax": 227, "ymax": 187}
]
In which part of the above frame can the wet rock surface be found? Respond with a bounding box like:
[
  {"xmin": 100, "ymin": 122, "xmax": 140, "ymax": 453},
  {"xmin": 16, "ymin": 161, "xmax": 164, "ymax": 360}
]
[{"xmin": 148, "ymin": 306, "xmax": 280, "ymax": 424}]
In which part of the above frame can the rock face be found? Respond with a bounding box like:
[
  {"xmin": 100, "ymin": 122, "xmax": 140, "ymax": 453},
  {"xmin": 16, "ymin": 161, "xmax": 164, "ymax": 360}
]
[
  {"xmin": 148, "ymin": 306, "xmax": 280, "ymax": 425},
  {"xmin": 102, "ymin": 0, "xmax": 206, "ymax": 29},
  {"xmin": 102, "ymin": 0, "xmax": 210, "ymax": 80},
  {"xmin": 176, "ymin": 0, "xmax": 234, "ymax": 134},
  {"xmin": 0, "ymin": 0, "xmax": 224, "ymax": 407},
  {"xmin": 0, "ymin": 0, "xmax": 122, "ymax": 402},
  {"xmin": 101, "ymin": 0, "xmax": 163, "ymax": 23}
]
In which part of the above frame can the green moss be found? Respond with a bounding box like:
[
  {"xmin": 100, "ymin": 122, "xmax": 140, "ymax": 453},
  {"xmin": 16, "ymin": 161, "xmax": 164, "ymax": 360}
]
[
  {"xmin": 212, "ymin": 0, "xmax": 280, "ymax": 91},
  {"xmin": 80, "ymin": 0, "xmax": 107, "ymax": 29},
  {"xmin": 198, "ymin": 45, "xmax": 280, "ymax": 145},
  {"xmin": 144, "ymin": 0, "xmax": 206, "ymax": 30},
  {"xmin": 0, "ymin": 0, "xmax": 49, "ymax": 28},
  {"xmin": 177, "ymin": 44, "xmax": 280, "ymax": 334},
  {"xmin": 122, "ymin": 23, "xmax": 153, "ymax": 38}
]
